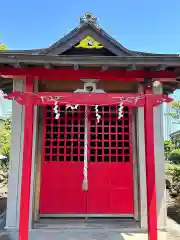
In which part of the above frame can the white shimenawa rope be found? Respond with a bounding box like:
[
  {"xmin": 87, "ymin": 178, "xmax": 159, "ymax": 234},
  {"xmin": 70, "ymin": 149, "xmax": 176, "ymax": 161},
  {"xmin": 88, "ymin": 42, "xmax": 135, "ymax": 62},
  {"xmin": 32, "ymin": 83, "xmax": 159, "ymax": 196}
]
[
  {"xmin": 95, "ymin": 105, "xmax": 101, "ymax": 123},
  {"xmin": 66, "ymin": 104, "xmax": 79, "ymax": 110},
  {"xmin": 118, "ymin": 102, "xmax": 124, "ymax": 119},
  {"xmin": 82, "ymin": 105, "xmax": 88, "ymax": 191},
  {"xmin": 53, "ymin": 101, "xmax": 60, "ymax": 119}
]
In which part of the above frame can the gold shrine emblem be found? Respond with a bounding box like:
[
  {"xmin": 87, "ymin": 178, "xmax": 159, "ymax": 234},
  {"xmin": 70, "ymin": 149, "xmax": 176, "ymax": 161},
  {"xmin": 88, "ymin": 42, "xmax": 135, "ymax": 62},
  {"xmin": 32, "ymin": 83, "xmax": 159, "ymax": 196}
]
[
  {"xmin": 0, "ymin": 43, "xmax": 8, "ymax": 50},
  {"xmin": 75, "ymin": 36, "xmax": 104, "ymax": 49}
]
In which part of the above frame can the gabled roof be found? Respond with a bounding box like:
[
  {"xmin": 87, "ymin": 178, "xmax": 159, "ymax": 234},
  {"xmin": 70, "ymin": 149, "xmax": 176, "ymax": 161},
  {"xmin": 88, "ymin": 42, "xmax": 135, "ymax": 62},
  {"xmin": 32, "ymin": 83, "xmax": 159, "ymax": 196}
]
[
  {"xmin": 0, "ymin": 13, "xmax": 180, "ymax": 95},
  {"xmin": 39, "ymin": 20, "xmax": 137, "ymax": 56},
  {"xmin": 1, "ymin": 12, "xmax": 178, "ymax": 57},
  {"xmin": 36, "ymin": 13, "xmax": 179, "ymax": 57},
  {"xmin": 170, "ymin": 130, "xmax": 180, "ymax": 138}
]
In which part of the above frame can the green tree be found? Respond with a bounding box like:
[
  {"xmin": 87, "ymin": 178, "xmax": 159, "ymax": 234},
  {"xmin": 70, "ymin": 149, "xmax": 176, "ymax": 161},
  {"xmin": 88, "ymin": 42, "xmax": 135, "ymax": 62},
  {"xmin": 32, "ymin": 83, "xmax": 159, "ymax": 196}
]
[
  {"xmin": 169, "ymin": 149, "xmax": 180, "ymax": 164},
  {"xmin": 0, "ymin": 118, "xmax": 11, "ymax": 172},
  {"xmin": 164, "ymin": 140, "xmax": 174, "ymax": 160}
]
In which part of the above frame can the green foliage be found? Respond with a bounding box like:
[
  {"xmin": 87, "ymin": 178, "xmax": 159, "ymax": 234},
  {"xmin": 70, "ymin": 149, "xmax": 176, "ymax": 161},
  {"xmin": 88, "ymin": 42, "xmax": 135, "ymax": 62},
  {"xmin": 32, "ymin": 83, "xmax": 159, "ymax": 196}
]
[
  {"xmin": 172, "ymin": 167, "xmax": 180, "ymax": 183},
  {"xmin": 166, "ymin": 163, "xmax": 180, "ymax": 178},
  {"xmin": 0, "ymin": 118, "xmax": 11, "ymax": 172},
  {"xmin": 171, "ymin": 134, "xmax": 180, "ymax": 149},
  {"xmin": 169, "ymin": 149, "xmax": 180, "ymax": 164},
  {"xmin": 166, "ymin": 163, "xmax": 180, "ymax": 195},
  {"xmin": 164, "ymin": 140, "xmax": 174, "ymax": 160}
]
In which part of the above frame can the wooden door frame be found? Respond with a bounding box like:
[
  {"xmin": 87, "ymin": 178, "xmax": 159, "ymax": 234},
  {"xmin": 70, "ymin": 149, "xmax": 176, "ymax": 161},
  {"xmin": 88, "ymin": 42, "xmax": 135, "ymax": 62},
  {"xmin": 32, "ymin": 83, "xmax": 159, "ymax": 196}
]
[{"xmin": 32, "ymin": 107, "xmax": 44, "ymax": 222}]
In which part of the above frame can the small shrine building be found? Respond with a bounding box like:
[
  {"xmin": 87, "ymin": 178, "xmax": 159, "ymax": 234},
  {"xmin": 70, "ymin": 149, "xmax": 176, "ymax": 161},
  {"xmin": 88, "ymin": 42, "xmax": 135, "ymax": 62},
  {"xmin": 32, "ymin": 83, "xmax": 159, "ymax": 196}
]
[{"xmin": 0, "ymin": 13, "xmax": 180, "ymax": 240}]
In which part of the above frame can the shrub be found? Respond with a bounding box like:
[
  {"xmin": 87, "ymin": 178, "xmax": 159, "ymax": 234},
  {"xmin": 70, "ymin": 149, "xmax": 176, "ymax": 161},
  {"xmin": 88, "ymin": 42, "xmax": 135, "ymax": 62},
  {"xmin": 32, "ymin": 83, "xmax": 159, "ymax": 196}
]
[
  {"xmin": 0, "ymin": 118, "xmax": 11, "ymax": 172},
  {"xmin": 164, "ymin": 140, "xmax": 174, "ymax": 160},
  {"xmin": 166, "ymin": 163, "xmax": 179, "ymax": 178},
  {"xmin": 166, "ymin": 163, "xmax": 180, "ymax": 196},
  {"xmin": 169, "ymin": 149, "xmax": 180, "ymax": 164}
]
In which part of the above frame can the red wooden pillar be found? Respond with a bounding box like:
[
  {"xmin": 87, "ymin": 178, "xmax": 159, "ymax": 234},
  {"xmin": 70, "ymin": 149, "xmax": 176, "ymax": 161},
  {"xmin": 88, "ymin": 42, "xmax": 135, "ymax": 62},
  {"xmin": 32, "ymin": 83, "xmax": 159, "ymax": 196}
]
[
  {"xmin": 19, "ymin": 76, "xmax": 34, "ymax": 240},
  {"xmin": 144, "ymin": 93, "xmax": 158, "ymax": 240}
]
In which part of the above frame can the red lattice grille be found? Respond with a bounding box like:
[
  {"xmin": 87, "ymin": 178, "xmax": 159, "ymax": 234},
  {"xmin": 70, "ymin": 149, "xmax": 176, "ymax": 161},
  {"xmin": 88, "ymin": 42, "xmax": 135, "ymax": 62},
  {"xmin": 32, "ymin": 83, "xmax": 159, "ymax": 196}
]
[
  {"xmin": 43, "ymin": 105, "xmax": 85, "ymax": 162},
  {"xmin": 88, "ymin": 106, "xmax": 131, "ymax": 163},
  {"xmin": 40, "ymin": 105, "xmax": 87, "ymax": 214},
  {"xmin": 40, "ymin": 104, "xmax": 134, "ymax": 215},
  {"xmin": 87, "ymin": 106, "xmax": 133, "ymax": 214}
]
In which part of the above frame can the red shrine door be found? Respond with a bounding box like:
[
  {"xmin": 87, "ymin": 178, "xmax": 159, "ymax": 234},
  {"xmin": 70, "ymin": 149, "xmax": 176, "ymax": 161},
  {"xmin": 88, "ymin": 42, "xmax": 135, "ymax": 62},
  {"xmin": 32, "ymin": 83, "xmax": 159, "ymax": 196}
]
[{"xmin": 39, "ymin": 105, "xmax": 134, "ymax": 216}]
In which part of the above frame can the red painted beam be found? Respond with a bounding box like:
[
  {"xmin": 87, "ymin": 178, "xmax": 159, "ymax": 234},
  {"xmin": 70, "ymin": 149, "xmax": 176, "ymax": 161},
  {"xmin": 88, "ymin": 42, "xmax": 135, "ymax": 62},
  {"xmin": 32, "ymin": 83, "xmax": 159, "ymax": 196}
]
[
  {"xmin": 6, "ymin": 91, "xmax": 172, "ymax": 107},
  {"xmin": 6, "ymin": 92, "xmax": 145, "ymax": 106},
  {"xmin": 144, "ymin": 94, "xmax": 158, "ymax": 240},
  {"xmin": 0, "ymin": 67, "xmax": 177, "ymax": 80},
  {"xmin": 19, "ymin": 76, "xmax": 34, "ymax": 240}
]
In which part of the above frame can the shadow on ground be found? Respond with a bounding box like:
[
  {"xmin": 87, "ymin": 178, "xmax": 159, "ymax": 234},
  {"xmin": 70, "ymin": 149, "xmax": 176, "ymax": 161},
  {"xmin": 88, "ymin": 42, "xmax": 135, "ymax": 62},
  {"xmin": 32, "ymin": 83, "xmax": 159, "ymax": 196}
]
[
  {"xmin": 0, "ymin": 234, "xmax": 11, "ymax": 240},
  {"xmin": 168, "ymin": 205, "xmax": 180, "ymax": 224}
]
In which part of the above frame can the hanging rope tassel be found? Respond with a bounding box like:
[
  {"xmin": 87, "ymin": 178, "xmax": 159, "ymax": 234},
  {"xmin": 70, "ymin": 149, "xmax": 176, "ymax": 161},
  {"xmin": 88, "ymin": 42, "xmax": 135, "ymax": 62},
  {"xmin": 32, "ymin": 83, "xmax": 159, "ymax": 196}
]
[
  {"xmin": 82, "ymin": 174, "xmax": 88, "ymax": 191},
  {"xmin": 82, "ymin": 105, "xmax": 88, "ymax": 191}
]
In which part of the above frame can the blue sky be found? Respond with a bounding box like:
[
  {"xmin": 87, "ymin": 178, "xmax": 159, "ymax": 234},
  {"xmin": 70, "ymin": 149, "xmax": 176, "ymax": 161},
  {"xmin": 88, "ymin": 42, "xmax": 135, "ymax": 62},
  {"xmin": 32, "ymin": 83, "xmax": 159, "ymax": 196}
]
[
  {"xmin": 1, "ymin": 0, "xmax": 180, "ymax": 54},
  {"xmin": 1, "ymin": 0, "xmax": 180, "ymax": 100}
]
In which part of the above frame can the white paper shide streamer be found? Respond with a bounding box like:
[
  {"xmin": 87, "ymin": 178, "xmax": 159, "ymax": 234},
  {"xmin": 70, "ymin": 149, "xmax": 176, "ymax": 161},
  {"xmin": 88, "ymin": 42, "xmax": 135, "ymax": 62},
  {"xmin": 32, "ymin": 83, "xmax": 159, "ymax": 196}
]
[
  {"xmin": 118, "ymin": 102, "xmax": 124, "ymax": 119},
  {"xmin": 95, "ymin": 105, "xmax": 101, "ymax": 123},
  {"xmin": 53, "ymin": 101, "xmax": 60, "ymax": 119}
]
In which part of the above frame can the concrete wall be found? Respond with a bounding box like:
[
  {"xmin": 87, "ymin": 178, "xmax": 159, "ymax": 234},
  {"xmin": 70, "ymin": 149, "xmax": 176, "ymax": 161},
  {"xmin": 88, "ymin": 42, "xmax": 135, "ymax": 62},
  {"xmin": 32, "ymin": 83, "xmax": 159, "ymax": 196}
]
[
  {"xmin": 153, "ymin": 85, "xmax": 167, "ymax": 229},
  {"xmin": 6, "ymin": 79, "xmax": 24, "ymax": 229},
  {"xmin": 136, "ymin": 85, "xmax": 167, "ymax": 230}
]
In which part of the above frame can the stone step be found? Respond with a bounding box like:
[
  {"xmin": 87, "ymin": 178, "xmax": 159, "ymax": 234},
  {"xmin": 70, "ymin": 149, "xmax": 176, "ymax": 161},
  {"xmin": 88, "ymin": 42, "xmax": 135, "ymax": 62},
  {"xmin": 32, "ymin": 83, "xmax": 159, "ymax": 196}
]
[{"xmin": 0, "ymin": 230, "xmax": 169, "ymax": 240}]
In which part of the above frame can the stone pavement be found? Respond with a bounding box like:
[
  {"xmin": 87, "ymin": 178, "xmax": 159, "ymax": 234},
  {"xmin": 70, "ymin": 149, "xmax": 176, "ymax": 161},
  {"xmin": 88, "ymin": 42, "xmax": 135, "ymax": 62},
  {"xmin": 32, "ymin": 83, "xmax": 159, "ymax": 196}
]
[
  {"xmin": 167, "ymin": 217, "xmax": 180, "ymax": 240},
  {"xmin": 0, "ymin": 217, "xmax": 179, "ymax": 240},
  {"xmin": 0, "ymin": 230, "xmax": 177, "ymax": 240}
]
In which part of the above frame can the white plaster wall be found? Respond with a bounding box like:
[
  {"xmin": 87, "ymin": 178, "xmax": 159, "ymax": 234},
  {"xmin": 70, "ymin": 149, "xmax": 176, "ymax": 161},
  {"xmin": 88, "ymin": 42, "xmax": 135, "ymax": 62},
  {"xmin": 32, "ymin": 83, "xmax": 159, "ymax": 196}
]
[{"xmin": 6, "ymin": 79, "xmax": 24, "ymax": 229}]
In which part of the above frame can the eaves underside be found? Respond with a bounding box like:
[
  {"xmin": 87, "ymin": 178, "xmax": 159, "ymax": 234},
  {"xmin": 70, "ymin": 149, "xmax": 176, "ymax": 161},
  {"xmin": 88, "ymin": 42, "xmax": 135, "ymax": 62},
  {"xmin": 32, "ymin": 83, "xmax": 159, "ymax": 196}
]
[{"xmin": 0, "ymin": 54, "xmax": 180, "ymax": 67}]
